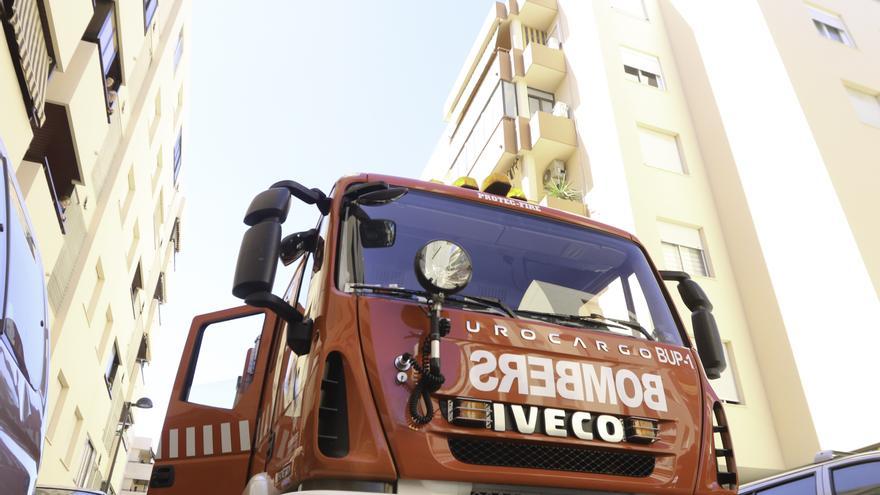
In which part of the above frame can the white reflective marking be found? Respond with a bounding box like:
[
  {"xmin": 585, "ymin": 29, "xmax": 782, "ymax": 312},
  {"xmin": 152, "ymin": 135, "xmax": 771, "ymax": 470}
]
[
  {"xmin": 185, "ymin": 427, "xmax": 196, "ymax": 457},
  {"xmin": 203, "ymin": 424, "xmax": 214, "ymax": 455},
  {"xmin": 169, "ymin": 429, "xmax": 179, "ymax": 459},
  {"xmin": 239, "ymin": 420, "xmax": 251, "ymax": 451},
  {"xmin": 221, "ymin": 422, "xmax": 232, "ymax": 453}
]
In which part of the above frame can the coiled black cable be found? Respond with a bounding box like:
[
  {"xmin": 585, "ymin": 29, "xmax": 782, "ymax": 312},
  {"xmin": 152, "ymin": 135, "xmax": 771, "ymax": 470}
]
[{"xmin": 403, "ymin": 338, "xmax": 445, "ymax": 425}]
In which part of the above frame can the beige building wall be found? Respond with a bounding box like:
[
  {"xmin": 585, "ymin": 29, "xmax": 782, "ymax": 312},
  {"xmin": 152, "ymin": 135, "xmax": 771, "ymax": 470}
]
[
  {"xmin": 423, "ymin": 0, "xmax": 880, "ymax": 482},
  {"xmin": 1, "ymin": 0, "xmax": 189, "ymax": 492}
]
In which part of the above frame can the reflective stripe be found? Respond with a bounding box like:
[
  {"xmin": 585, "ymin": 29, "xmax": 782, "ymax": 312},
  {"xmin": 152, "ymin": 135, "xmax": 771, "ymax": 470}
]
[
  {"xmin": 203, "ymin": 424, "xmax": 214, "ymax": 455},
  {"xmin": 168, "ymin": 429, "xmax": 179, "ymax": 459},
  {"xmin": 239, "ymin": 420, "xmax": 251, "ymax": 451},
  {"xmin": 185, "ymin": 427, "xmax": 196, "ymax": 457},
  {"xmin": 220, "ymin": 422, "xmax": 232, "ymax": 453}
]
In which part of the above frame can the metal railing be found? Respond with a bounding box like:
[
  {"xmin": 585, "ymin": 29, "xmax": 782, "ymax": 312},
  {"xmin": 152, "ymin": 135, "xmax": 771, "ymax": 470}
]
[
  {"xmin": 2, "ymin": 0, "xmax": 55, "ymax": 126},
  {"xmin": 47, "ymin": 194, "xmax": 87, "ymax": 312}
]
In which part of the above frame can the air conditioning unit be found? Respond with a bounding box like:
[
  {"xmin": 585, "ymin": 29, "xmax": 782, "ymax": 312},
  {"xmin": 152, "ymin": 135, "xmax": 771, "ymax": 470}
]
[
  {"xmin": 552, "ymin": 101, "xmax": 569, "ymax": 118},
  {"xmin": 543, "ymin": 159, "xmax": 567, "ymax": 185}
]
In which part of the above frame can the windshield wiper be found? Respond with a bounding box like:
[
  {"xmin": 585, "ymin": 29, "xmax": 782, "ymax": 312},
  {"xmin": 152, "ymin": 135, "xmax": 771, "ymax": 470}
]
[
  {"xmin": 514, "ymin": 310, "xmax": 655, "ymax": 341},
  {"xmin": 347, "ymin": 284, "xmax": 518, "ymax": 318}
]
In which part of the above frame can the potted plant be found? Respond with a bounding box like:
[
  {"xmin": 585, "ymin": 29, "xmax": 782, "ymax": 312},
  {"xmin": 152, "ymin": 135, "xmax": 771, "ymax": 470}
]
[{"xmin": 540, "ymin": 178, "xmax": 587, "ymax": 216}]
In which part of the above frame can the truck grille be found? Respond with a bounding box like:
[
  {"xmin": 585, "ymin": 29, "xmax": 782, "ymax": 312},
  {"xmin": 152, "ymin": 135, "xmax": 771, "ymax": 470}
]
[{"xmin": 448, "ymin": 437, "xmax": 655, "ymax": 478}]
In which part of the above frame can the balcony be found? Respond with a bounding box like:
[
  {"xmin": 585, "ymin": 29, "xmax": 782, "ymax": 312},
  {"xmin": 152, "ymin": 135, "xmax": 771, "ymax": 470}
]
[
  {"xmin": 527, "ymin": 110, "xmax": 576, "ymax": 167},
  {"xmin": 510, "ymin": 0, "xmax": 558, "ymax": 31},
  {"xmin": 522, "ymin": 42, "xmax": 565, "ymax": 93},
  {"xmin": 448, "ymin": 80, "xmax": 518, "ymax": 181},
  {"xmin": 83, "ymin": 0, "xmax": 123, "ymax": 120},
  {"xmin": 468, "ymin": 118, "xmax": 518, "ymax": 183},
  {"xmin": 124, "ymin": 459, "xmax": 154, "ymax": 481}
]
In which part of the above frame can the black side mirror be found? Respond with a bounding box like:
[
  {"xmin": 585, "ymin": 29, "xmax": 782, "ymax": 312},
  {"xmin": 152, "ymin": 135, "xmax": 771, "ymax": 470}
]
[
  {"xmin": 280, "ymin": 229, "xmax": 318, "ymax": 266},
  {"xmin": 233, "ymin": 182, "xmax": 331, "ymax": 355},
  {"xmin": 659, "ymin": 270, "xmax": 726, "ymax": 379}
]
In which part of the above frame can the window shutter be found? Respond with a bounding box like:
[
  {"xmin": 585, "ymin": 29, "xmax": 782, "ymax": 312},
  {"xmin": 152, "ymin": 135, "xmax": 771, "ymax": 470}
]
[
  {"xmin": 845, "ymin": 86, "xmax": 880, "ymax": 127},
  {"xmin": 658, "ymin": 221, "xmax": 704, "ymax": 250},
  {"xmin": 638, "ymin": 127, "xmax": 684, "ymax": 172}
]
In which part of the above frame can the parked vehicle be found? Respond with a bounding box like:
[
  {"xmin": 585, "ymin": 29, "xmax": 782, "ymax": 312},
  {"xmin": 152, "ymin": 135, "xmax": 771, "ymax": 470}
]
[
  {"xmin": 739, "ymin": 450, "xmax": 880, "ymax": 494},
  {"xmin": 151, "ymin": 174, "xmax": 737, "ymax": 494},
  {"xmin": 0, "ymin": 140, "xmax": 50, "ymax": 494},
  {"xmin": 35, "ymin": 487, "xmax": 105, "ymax": 495}
]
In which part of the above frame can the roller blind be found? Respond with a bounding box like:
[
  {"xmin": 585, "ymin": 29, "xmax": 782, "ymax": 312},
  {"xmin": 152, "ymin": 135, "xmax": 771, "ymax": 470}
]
[
  {"xmin": 638, "ymin": 127, "xmax": 683, "ymax": 172},
  {"xmin": 658, "ymin": 221, "xmax": 703, "ymax": 249},
  {"xmin": 846, "ymin": 86, "xmax": 880, "ymax": 128}
]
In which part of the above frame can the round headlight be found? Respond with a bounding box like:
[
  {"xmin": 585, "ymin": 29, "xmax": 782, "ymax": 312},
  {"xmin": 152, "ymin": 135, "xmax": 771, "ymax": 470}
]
[{"xmin": 414, "ymin": 240, "xmax": 472, "ymax": 295}]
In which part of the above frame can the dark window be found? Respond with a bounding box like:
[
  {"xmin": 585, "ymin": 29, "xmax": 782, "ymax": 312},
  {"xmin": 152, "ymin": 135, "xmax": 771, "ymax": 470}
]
[
  {"xmin": 130, "ymin": 263, "xmax": 144, "ymax": 318},
  {"xmin": 624, "ymin": 64, "xmax": 660, "ymax": 88},
  {"xmin": 105, "ymin": 342, "xmax": 121, "ymax": 394},
  {"xmin": 83, "ymin": 0, "xmax": 122, "ymax": 115},
  {"xmin": 756, "ymin": 475, "xmax": 817, "ymax": 495},
  {"xmin": 1, "ymin": 158, "xmax": 48, "ymax": 392},
  {"xmin": 144, "ymin": 0, "xmax": 158, "ymax": 32},
  {"xmin": 527, "ymin": 87, "xmax": 554, "ymax": 115},
  {"xmin": 832, "ymin": 461, "xmax": 880, "ymax": 495},
  {"xmin": 173, "ymin": 130, "xmax": 182, "ymax": 184}
]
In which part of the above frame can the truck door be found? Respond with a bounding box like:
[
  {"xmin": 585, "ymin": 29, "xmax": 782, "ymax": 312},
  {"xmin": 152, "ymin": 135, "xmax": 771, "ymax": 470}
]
[{"xmin": 150, "ymin": 306, "xmax": 278, "ymax": 494}]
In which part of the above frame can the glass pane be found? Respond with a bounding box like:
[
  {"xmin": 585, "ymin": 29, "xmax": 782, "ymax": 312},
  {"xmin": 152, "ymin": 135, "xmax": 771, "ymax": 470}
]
[
  {"xmin": 662, "ymin": 242, "xmax": 683, "ymax": 271},
  {"xmin": 832, "ymin": 461, "xmax": 880, "ymax": 495},
  {"xmin": 4, "ymin": 168, "xmax": 47, "ymax": 392},
  {"xmin": 827, "ymin": 25, "xmax": 844, "ymax": 43},
  {"xmin": 644, "ymin": 71, "xmax": 659, "ymax": 88},
  {"xmin": 347, "ymin": 190, "xmax": 683, "ymax": 345},
  {"xmin": 757, "ymin": 476, "xmax": 817, "ymax": 495},
  {"xmin": 680, "ymin": 246, "xmax": 708, "ymax": 277},
  {"xmin": 186, "ymin": 314, "xmax": 265, "ymax": 409}
]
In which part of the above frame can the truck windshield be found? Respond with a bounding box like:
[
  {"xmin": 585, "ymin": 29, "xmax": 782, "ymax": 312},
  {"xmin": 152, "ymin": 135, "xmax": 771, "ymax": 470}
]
[{"xmin": 340, "ymin": 189, "xmax": 683, "ymax": 345}]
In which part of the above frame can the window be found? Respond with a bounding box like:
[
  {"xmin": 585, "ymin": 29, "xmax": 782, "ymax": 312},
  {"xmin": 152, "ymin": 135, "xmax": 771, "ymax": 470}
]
[
  {"xmin": 186, "ymin": 314, "xmax": 266, "ymax": 409},
  {"xmin": 84, "ymin": 0, "xmax": 122, "ymax": 113},
  {"xmin": 144, "ymin": 0, "xmax": 158, "ymax": 32},
  {"xmin": 130, "ymin": 262, "xmax": 144, "ymax": 317},
  {"xmin": 712, "ymin": 342, "xmax": 742, "ymax": 404},
  {"xmin": 845, "ymin": 86, "xmax": 880, "ymax": 127},
  {"xmin": 105, "ymin": 342, "xmax": 121, "ymax": 394},
  {"xmin": 621, "ymin": 47, "xmax": 664, "ymax": 89},
  {"xmin": 527, "ymin": 87, "xmax": 555, "ymax": 115},
  {"xmin": 74, "ymin": 438, "xmax": 97, "ymax": 487},
  {"xmin": 174, "ymin": 28, "xmax": 184, "ymax": 72},
  {"xmin": 658, "ymin": 221, "xmax": 710, "ymax": 277},
  {"xmin": 638, "ymin": 126, "xmax": 685, "ymax": 172},
  {"xmin": 832, "ymin": 461, "xmax": 880, "ymax": 494},
  {"xmin": 807, "ymin": 6, "xmax": 853, "ymax": 46},
  {"xmin": 611, "ymin": 0, "xmax": 647, "ymax": 20},
  {"xmin": 756, "ymin": 475, "xmax": 816, "ymax": 494},
  {"xmin": 173, "ymin": 129, "xmax": 182, "ymax": 184}
]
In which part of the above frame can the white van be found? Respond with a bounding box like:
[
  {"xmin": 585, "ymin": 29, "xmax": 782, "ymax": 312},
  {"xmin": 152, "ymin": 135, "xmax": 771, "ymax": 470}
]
[{"xmin": 739, "ymin": 451, "xmax": 880, "ymax": 494}]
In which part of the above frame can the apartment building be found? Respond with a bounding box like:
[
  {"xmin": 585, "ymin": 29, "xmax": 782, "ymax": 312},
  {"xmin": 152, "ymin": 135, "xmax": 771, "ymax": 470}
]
[
  {"xmin": 1, "ymin": 0, "xmax": 189, "ymax": 491},
  {"xmin": 423, "ymin": 0, "xmax": 880, "ymax": 482},
  {"xmin": 120, "ymin": 436, "xmax": 154, "ymax": 494}
]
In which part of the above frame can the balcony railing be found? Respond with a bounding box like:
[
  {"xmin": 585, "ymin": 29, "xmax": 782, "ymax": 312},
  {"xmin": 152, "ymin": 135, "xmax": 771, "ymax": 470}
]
[
  {"xmin": 522, "ymin": 41, "xmax": 565, "ymax": 93},
  {"xmin": 46, "ymin": 193, "xmax": 86, "ymax": 312},
  {"xmin": 510, "ymin": 0, "xmax": 558, "ymax": 31},
  {"xmin": 528, "ymin": 109, "xmax": 576, "ymax": 167},
  {"xmin": 2, "ymin": 0, "xmax": 55, "ymax": 126}
]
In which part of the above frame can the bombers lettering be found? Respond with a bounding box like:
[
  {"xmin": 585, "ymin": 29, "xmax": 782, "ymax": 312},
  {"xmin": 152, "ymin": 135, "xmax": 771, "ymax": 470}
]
[
  {"xmin": 469, "ymin": 350, "xmax": 668, "ymax": 412},
  {"xmin": 466, "ymin": 320, "xmax": 695, "ymax": 369}
]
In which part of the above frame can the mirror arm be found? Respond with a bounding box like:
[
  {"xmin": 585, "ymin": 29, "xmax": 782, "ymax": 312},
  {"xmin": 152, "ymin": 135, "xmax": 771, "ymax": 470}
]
[
  {"xmin": 244, "ymin": 291, "xmax": 303, "ymax": 325},
  {"xmin": 271, "ymin": 180, "xmax": 332, "ymax": 215},
  {"xmin": 659, "ymin": 270, "xmax": 690, "ymax": 282}
]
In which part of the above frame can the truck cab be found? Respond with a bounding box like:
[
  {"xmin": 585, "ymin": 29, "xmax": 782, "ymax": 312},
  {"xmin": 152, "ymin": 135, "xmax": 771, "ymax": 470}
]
[
  {"xmin": 152, "ymin": 174, "xmax": 736, "ymax": 495},
  {"xmin": 0, "ymin": 140, "xmax": 50, "ymax": 494}
]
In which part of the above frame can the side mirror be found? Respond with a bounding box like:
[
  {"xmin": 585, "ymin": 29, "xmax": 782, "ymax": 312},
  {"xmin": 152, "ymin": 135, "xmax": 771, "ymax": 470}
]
[
  {"xmin": 659, "ymin": 270, "xmax": 726, "ymax": 379},
  {"xmin": 280, "ymin": 229, "xmax": 318, "ymax": 266},
  {"xmin": 232, "ymin": 221, "xmax": 281, "ymax": 298}
]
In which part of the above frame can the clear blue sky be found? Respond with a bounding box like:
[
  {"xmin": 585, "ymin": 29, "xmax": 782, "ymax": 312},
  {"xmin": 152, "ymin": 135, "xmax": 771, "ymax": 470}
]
[{"xmin": 135, "ymin": 0, "xmax": 495, "ymax": 438}]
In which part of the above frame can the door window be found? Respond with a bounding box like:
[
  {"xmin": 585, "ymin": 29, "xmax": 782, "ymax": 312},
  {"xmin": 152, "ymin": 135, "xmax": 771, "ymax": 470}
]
[
  {"xmin": 2, "ymin": 162, "xmax": 47, "ymax": 392},
  {"xmin": 832, "ymin": 460, "xmax": 880, "ymax": 494},
  {"xmin": 186, "ymin": 313, "xmax": 266, "ymax": 409},
  {"xmin": 756, "ymin": 475, "xmax": 817, "ymax": 495}
]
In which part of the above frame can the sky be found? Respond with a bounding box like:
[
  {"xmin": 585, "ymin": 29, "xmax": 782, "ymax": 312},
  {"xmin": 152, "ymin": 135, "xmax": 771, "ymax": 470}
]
[{"xmin": 134, "ymin": 0, "xmax": 496, "ymax": 439}]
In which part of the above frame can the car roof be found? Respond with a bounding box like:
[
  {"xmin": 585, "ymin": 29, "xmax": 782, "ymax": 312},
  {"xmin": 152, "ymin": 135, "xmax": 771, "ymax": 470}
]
[{"xmin": 739, "ymin": 451, "xmax": 880, "ymax": 491}]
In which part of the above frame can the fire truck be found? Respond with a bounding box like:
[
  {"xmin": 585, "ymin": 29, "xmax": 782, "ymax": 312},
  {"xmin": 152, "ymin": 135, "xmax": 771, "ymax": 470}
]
[{"xmin": 150, "ymin": 174, "xmax": 737, "ymax": 495}]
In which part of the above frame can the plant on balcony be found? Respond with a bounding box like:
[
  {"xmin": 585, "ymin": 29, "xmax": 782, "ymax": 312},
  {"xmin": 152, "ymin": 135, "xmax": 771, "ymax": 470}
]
[{"xmin": 544, "ymin": 178, "xmax": 582, "ymax": 201}]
